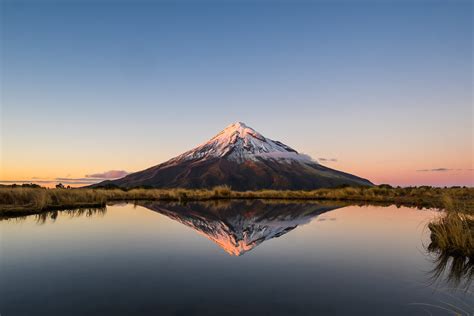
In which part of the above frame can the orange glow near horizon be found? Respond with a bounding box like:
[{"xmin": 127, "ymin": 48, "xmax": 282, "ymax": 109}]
[
  {"xmin": 1, "ymin": 153, "xmax": 472, "ymax": 188},
  {"xmin": 1, "ymin": 123, "xmax": 472, "ymax": 188}
]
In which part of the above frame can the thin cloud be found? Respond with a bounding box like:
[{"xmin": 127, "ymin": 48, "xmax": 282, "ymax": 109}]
[
  {"xmin": 318, "ymin": 157, "xmax": 338, "ymax": 163},
  {"xmin": 53, "ymin": 179, "xmax": 101, "ymax": 184},
  {"xmin": 85, "ymin": 170, "xmax": 129, "ymax": 179},
  {"xmin": 416, "ymin": 168, "xmax": 451, "ymax": 172},
  {"xmin": 415, "ymin": 168, "xmax": 471, "ymax": 172},
  {"xmin": 0, "ymin": 179, "xmax": 100, "ymax": 185},
  {"xmin": 0, "ymin": 170, "xmax": 130, "ymax": 187},
  {"xmin": 0, "ymin": 180, "xmax": 56, "ymax": 184},
  {"xmin": 55, "ymin": 177, "xmax": 105, "ymax": 182}
]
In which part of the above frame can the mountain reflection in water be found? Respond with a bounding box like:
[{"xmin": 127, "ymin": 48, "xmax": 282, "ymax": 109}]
[{"xmin": 139, "ymin": 200, "xmax": 342, "ymax": 256}]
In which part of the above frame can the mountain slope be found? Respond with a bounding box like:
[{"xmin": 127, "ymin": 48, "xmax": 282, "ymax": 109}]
[{"xmin": 94, "ymin": 122, "xmax": 373, "ymax": 190}]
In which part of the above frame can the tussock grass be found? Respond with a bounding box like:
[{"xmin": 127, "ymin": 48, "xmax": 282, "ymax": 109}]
[
  {"xmin": 0, "ymin": 185, "xmax": 472, "ymax": 214},
  {"xmin": 427, "ymin": 212, "xmax": 473, "ymax": 288},
  {"xmin": 428, "ymin": 212, "xmax": 473, "ymax": 258},
  {"xmin": 0, "ymin": 187, "xmax": 107, "ymax": 214}
]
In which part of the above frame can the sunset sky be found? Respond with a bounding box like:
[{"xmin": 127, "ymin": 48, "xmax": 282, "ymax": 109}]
[{"xmin": 1, "ymin": 1, "xmax": 472, "ymax": 187}]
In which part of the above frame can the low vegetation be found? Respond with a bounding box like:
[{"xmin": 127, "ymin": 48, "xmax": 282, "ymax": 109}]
[
  {"xmin": 425, "ymin": 192, "xmax": 473, "ymax": 287},
  {"xmin": 0, "ymin": 187, "xmax": 108, "ymax": 214},
  {"xmin": 428, "ymin": 212, "xmax": 473, "ymax": 257},
  {"xmin": 0, "ymin": 185, "xmax": 472, "ymax": 215},
  {"xmin": 427, "ymin": 212, "xmax": 473, "ymax": 288}
]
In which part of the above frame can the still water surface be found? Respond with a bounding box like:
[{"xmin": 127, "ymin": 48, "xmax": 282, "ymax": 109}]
[{"xmin": 1, "ymin": 201, "xmax": 472, "ymax": 315}]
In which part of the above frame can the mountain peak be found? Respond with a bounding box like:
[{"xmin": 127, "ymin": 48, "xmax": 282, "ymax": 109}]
[
  {"xmin": 172, "ymin": 122, "xmax": 308, "ymax": 163},
  {"xmin": 220, "ymin": 121, "xmax": 258, "ymax": 135},
  {"xmin": 211, "ymin": 121, "xmax": 264, "ymax": 143},
  {"xmin": 227, "ymin": 121, "xmax": 248, "ymax": 129}
]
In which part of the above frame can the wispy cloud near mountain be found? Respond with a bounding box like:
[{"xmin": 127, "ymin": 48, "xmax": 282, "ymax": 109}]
[
  {"xmin": 415, "ymin": 168, "xmax": 469, "ymax": 172},
  {"xmin": 318, "ymin": 157, "xmax": 338, "ymax": 163},
  {"xmin": 417, "ymin": 168, "xmax": 452, "ymax": 172},
  {"xmin": 85, "ymin": 170, "xmax": 129, "ymax": 179}
]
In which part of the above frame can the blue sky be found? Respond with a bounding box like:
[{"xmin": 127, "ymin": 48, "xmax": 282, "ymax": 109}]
[{"xmin": 1, "ymin": 0, "xmax": 472, "ymax": 186}]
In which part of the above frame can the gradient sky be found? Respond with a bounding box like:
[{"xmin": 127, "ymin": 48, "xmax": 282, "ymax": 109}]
[{"xmin": 1, "ymin": 0, "xmax": 472, "ymax": 187}]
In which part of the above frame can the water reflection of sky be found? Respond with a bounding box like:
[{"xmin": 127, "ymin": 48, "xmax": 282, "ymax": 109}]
[{"xmin": 1, "ymin": 203, "xmax": 471, "ymax": 315}]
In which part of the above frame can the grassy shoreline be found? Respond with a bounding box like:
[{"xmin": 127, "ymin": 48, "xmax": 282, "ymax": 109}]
[{"xmin": 1, "ymin": 185, "xmax": 472, "ymax": 215}]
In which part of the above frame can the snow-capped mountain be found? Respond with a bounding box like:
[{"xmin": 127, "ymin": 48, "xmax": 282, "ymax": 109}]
[
  {"xmin": 140, "ymin": 200, "xmax": 341, "ymax": 256},
  {"xmin": 93, "ymin": 122, "xmax": 372, "ymax": 190},
  {"xmin": 169, "ymin": 122, "xmax": 311, "ymax": 163}
]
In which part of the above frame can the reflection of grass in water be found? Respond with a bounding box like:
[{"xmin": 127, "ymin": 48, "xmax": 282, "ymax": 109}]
[
  {"xmin": 1, "ymin": 207, "xmax": 107, "ymax": 224},
  {"xmin": 414, "ymin": 212, "xmax": 474, "ymax": 314},
  {"xmin": 403, "ymin": 211, "xmax": 474, "ymax": 315},
  {"xmin": 428, "ymin": 250, "xmax": 473, "ymax": 289},
  {"xmin": 413, "ymin": 251, "xmax": 474, "ymax": 315}
]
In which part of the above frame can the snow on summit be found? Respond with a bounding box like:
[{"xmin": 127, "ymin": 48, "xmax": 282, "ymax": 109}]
[{"xmin": 172, "ymin": 122, "xmax": 314, "ymax": 163}]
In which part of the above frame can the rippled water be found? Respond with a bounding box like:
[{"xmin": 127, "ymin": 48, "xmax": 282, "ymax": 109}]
[{"xmin": 1, "ymin": 201, "xmax": 472, "ymax": 315}]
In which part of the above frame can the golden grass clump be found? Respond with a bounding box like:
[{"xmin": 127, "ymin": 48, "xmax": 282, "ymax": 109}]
[
  {"xmin": 0, "ymin": 188, "xmax": 107, "ymax": 214},
  {"xmin": 427, "ymin": 211, "xmax": 473, "ymax": 288},
  {"xmin": 428, "ymin": 212, "xmax": 473, "ymax": 258}
]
